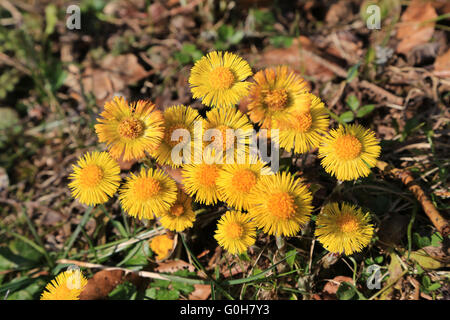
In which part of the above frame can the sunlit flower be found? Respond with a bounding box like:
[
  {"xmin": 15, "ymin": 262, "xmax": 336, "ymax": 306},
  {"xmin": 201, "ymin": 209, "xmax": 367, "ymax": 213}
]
[
  {"xmin": 159, "ymin": 190, "xmax": 196, "ymax": 232},
  {"xmin": 275, "ymin": 93, "xmax": 329, "ymax": 154},
  {"xmin": 40, "ymin": 269, "xmax": 88, "ymax": 300},
  {"xmin": 247, "ymin": 66, "xmax": 309, "ymax": 129},
  {"xmin": 214, "ymin": 211, "xmax": 256, "ymax": 255},
  {"xmin": 217, "ymin": 157, "xmax": 271, "ymax": 211},
  {"xmin": 95, "ymin": 96, "xmax": 164, "ymax": 161},
  {"xmin": 150, "ymin": 234, "xmax": 174, "ymax": 260},
  {"xmin": 68, "ymin": 151, "xmax": 121, "ymax": 206},
  {"xmin": 189, "ymin": 51, "xmax": 252, "ymax": 108},
  {"xmin": 318, "ymin": 124, "xmax": 381, "ymax": 181},
  {"xmin": 151, "ymin": 105, "xmax": 202, "ymax": 167},
  {"xmin": 119, "ymin": 168, "xmax": 177, "ymax": 220},
  {"xmin": 248, "ymin": 171, "xmax": 313, "ymax": 236},
  {"xmin": 203, "ymin": 105, "xmax": 253, "ymax": 161},
  {"xmin": 315, "ymin": 202, "xmax": 374, "ymax": 255},
  {"xmin": 181, "ymin": 152, "xmax": 223, "ymax": 205}
]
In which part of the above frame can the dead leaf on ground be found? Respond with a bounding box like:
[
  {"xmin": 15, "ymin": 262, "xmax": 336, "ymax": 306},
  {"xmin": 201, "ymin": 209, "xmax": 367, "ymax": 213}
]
[
  {"xmin": 188, "ymin": 284, "xmax": 211, "ymax": 300},
  {"xmin": 255, "ymin": 36, "xmax": 335, "ymax": 81},
  {"xmin": 396, "ymin": 0, "xmax": 437, "ymax": 55},
  {"xmin": 434, "ymin": 49, "xmax": 450, "ymax": 78},
  {"xmin": 65, "ymin": 54, "xmax": 150, "ymax": 105},
  {"xmin": 79, "ymin": 269, "xmax": 142, "ymax": 300},
  {"xmin": 408, "ymin": 245, "xmax": 450, "ymax": 270},
  {"xmin": 321, "ymin": 276, "xmax": 353, "ymax": 300},
  {"xmin": 155, "ymin": 259, "xmax": 195, "ymax": 273}
]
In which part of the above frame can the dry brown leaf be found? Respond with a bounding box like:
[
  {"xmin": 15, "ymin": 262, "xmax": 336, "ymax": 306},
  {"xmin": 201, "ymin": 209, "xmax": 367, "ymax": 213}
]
[
  {"xmin": 65, "ymin": 54, "xmax": 150, "ymax": 105},
  {"xmin": 321, "ymin": 276, "xmax": 354, "ymax": 300},
  {"xmin": 79, "ymin": 269, "xmax": 125, "ymax": 300},
  {"xmin": 188, "ymin": 284, "xmax": 211, "ymax": 300},
  {"xmin": 434, "ymin": 49, "xmax": 450, "ymax": 78},
  {"xmin": 155, "ymin": 259, "xmax": 195, "ymax": 273},
  {"xmin": 396, "ymin": 0, "xmax": 437, "ymax": 54},
  {"xmin": 257, "ymin": 36, "xmax": 335, "ymax": 81}
]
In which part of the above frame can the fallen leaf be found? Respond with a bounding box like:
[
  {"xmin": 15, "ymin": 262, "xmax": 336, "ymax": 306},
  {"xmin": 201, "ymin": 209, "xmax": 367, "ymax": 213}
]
[
  {"xmin": 409, "ymin": 246, "xmax": 450, "ymax": 270},
  {"xmin": 434, "ymin": 49, "xmax": 450, "ymax": 78},
  {"xmin": 256, "ymin": 36, "xmax": 335, "ymax": 81},
  {"xmin": 65, "ymin": 54, "xmax": 150, "ymax": 105},
  {"xmin": 188, "ymin": 284, "xmax": 211, "ymax": 300},
  {"xmin": 155, "ymin": 259, "xmax": 195, "ymax": 273},
  {"xmin": 79, "ymin": 269, "xmax": 125, "ymax": 300},
  {"xmin": 80, "ymin": 268, "xmax": 147, "ymax": 300},
  {"xmin": 321, "ymin": 276, "xmax": 353, "ymax": 300},
  {"xmin": 396, "ymin": 0, "xmax": 437, "ymax": 54}
]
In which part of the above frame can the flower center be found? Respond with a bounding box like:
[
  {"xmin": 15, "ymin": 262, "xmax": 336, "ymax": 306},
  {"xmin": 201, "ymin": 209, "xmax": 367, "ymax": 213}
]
[
  {"xmin": 196, "ymin": 164, "xmax": 219, "ymax": 187},
  {"xmin": 118, "ymin": 117, "xmax": 144, "ymax": 139},
  {"xmin": 209, "ymin": 66, "xmax": 235, "ymax": 90},
  {"xmin": 337, "ymin": 214, "xmax": 359, "ymax": 233},
  {"xmin": 225, "ymin": 222, "xmax": 244, "ymax": 239},
  {"xmin": 170, "ymin": 204, "xmax": 185, "ymax": 217},
  {"xmin": 265, "ymin": 89, "xmax": 289, "ymax": 111},
  {"xmin": 231, "ymin": 169, "xmax": 257, "ymax": 193},
  {"xmin": 334, "ymin": 135, "xmax": 363, "ymax": 160},
  {"xmin": 292, "ymin": 111, "xmax": 313, "ymax": 132},
  {"xmin": 164, "ymin": 124, "xmax": 188, "ymax": 147},
  {"xmin": 133, "ymin": 177, "xmax": 161, "ymax": 200},
  {"xmin": 79, "ymin": 164, "xmax": 104, "ymax": 188},
  {"xmin": 211, "ymin": 125, "xmax": 235, "ymax": 151},
  {"xmin": 267, "ymin": 192, "xmax": 297, "ymax": 219}
]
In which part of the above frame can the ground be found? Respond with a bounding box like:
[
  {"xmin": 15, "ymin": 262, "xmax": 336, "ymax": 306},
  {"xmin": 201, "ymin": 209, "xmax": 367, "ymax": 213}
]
[{"xmin": 0, "ymin": 0, "xmax": 449, "ymax": 300}]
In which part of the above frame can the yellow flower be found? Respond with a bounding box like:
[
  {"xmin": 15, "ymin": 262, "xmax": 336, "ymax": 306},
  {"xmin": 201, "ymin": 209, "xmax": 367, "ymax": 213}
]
[
  {"xmin": 318, "ymin": 124, "xmax": 381, "ymax": 181},
  {"xmin": 203, "ymin": 105, "xmax": 253, "ymax": 161},
  {"xmin": 189, "ymin": 51, "xmax": 252, "ymax": 108},
  {"xmin": 68, "ymin": 151, "xmax": 121, "ymax": 206},
  {"xmin": 119, "ymin": 167, "xmax": 177, "ymax": 220},
  {"xmin": 214, "ymin": 211, "xmax": 256, "ymax": 255},
  {"xmin": 315, "ymin": 202, "xmax": 374, "ymax": 255},
  {"xmin": 247, "ymin": 66, "xmax": 309, "ymax": 129},
  {"xmin": 181, "ymin": 152, "xmax": 223, "ymax": 205},
  {"xmin": 95, "ymin": 96, "xmax": 164, "ymax": 161},
  {"xmin": 40, "ymin": 269, "xmax": 88, "ymax": 300},
  {"xmin": 217, "ymin": 158, "xmax": 271, "ymax": 211},
  {"xmin": 151, "ymin": 105, "xmax": 202, "ymax": 167},
  {"xmin": 275, "ymin": 93, "xmax": 330, "ymax": 154},
  {"xmin": 159, "ymin": 190, "xmax": 196, "ymax": 232},
  {"xmin": 150, "ymin": 234, "xmax": 174, "ymax": 260},
  {"xmin": 248, "ymin": 171, "xmax": 313, "ymax": 236}
]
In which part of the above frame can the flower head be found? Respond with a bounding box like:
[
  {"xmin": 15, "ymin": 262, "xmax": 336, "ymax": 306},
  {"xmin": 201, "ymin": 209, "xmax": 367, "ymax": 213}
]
[
  {"xmin": 95, "ymin": 96, "xmax": 164, "ymax": 161},
  {"xmin": 214, "ymin": 211, "xmax": 256, "ymax": 255},
  {"xmin": 247, "ymin": 66, "xmax": 309, "ymax": 129},
  {"xmin": 318, "ymin": 124, "xmax": 381, "ymax": 181},
  {"xmin": 119, "ymin": 167, "xmax": 177, "ymax": 220},
  {"xmin": 151, "ymin": 105, "xmax": 202, "ymax": 167},
  {"xmin": 217, "ymin": 157, "xmax": 271, "ymax": 211},
  {"xmin": 68, "ymin": 151, "xmax": 121, "ymax": 206},
  {"xmin": 150, "ymin": 234, "xmax": 174, "ymax": 260},
  {"xmin": 315, "ymin": 202, "xmax": 374, "ymax": 255},
  {"xmin": 159, "ymin": 190, "xmax": 196, "ymax": 232},
  {"xmin": 204, "ymin": 105, "xmax": 253, "ymax": 161},
  {"xmin": 189, "ymin": 51, "xmax": 252, "ymax": 108},
  {"xmin": 40, "ymin": 269, "xmax": 88, "ymax": 300},
  {"xmin": 275, "ymin": 93, "xmax": 329, "ymax": 154},
  {"xmin": 248, "ymin": 171, "xmax": 313, "ymax": 236},
  {"xmin": 181, "ymin": 152, "xmax": 223, "ymax": 205}
]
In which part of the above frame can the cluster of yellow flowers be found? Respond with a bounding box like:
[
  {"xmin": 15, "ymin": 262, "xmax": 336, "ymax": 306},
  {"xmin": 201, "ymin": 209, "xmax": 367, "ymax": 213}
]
[{"xmin": 58, "ymin": 51, "xmax": 382, "ymax": 299}]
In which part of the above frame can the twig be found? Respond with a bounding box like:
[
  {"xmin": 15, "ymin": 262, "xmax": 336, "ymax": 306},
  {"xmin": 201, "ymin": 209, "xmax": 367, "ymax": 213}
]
[{"xmin": 376, "ymin": 161, "xmax": 450, "ymax": 237}]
